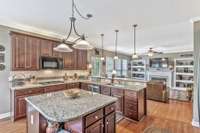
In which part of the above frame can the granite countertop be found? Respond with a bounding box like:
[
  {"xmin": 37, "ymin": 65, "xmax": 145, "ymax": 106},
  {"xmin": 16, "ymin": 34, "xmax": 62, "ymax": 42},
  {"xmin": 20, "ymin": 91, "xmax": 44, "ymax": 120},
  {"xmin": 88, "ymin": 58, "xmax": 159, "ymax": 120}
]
[
  {"xmin": 10, "ymin": 79, "xmax": 146, "ymax": 92},
  {"xmin": 25, "ymin": 89, "xmax": 117, "ymax": 122}
]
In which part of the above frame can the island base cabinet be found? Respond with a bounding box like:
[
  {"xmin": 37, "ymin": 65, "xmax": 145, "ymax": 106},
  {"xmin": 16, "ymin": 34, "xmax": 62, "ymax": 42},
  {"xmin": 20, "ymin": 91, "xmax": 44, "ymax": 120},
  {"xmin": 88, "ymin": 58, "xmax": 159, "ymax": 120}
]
[
  {"xmin": 104, "ymin": 112, "xmax": 116, "ymax": 133},
  {"xmin": 85, "ymin": 119, "xmax": 104, "ymax": 133}
]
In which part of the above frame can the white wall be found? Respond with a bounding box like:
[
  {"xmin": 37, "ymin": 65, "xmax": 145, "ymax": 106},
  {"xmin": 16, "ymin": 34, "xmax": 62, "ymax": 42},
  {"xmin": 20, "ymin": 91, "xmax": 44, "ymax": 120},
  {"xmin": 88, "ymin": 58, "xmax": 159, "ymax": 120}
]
[{"xmin": 0, "ymin": 28, "xmax": 11, "ymax": 115}]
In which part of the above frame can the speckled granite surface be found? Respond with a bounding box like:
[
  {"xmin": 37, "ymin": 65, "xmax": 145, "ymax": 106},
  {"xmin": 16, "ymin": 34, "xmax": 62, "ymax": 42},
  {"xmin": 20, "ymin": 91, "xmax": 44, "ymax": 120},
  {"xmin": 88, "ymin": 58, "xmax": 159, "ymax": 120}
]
[
  {"xmin": 11, "ymin": 80, "xmax": 146, "ymax": 92},
  {"xmin": 25, "ymin": 89, "xmax": 117, "ymax": 122}
]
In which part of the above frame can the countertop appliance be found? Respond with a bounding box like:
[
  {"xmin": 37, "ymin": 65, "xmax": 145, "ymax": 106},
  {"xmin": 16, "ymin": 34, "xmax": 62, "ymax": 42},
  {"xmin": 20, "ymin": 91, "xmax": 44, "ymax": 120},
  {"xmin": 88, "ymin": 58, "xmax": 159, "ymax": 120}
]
[{"xmin": 40, "ymin": 57, "xmax": 63, "ymax": 69}]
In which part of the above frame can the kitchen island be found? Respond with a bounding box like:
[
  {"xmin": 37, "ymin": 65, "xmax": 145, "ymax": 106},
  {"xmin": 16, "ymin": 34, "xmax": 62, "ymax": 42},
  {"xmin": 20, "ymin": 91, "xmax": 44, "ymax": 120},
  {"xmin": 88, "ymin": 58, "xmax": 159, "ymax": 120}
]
[{"xmin": 25, "ymin": 89, "xmax": 117, "ymax": 133}]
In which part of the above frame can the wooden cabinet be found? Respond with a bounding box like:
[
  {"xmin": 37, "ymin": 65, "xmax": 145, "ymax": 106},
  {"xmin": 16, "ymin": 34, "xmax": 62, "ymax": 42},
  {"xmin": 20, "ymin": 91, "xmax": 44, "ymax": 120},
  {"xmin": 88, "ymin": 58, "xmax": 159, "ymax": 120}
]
[
  {"xmin": 76, "ymin": 50, "xmax": 87, "ymax": 70},
  {"xmin": 13, "ymin": 88, "xmax": 44, "ymax": 120},
  {"xmin": 25, "ymin": 36, "xmax": 40, "ymax": 70},
  {"xmin": 67, "ymin": 82, "xmax": 80, "ymax": 89},
  {"xmin": 105, "ymin": 112, "xmax": 115, "ymax": 133},
  {"xmin": 101, "ymin": 86, "xmax": 111, "ymax": 96},
  {"xmin": 124, "ymin": 89, "xmax": 146, "ymax": 121},
  {"xmin": 111, "ymin": 88, "xmax": 124, "ymax": 114},
  {"xmin": 63, "ymin": 47, "xmax": 76, "ymax": 70},
  {"xmin": 11, "ymin": 33, "xmax": 40, "ymax": 70},
  {"xmin": 40, "ymin": 39, "xmax": 53, "ymax": 57},
  {"xmin": 81, "ymin": 83, "xmax": 89, "ymax": 91},
  {"xmin": 52, "ymin": 42, "xmax": 62, "ymax": 58},
  {"xmin": 11, "ymin": 33, "xmax": 26, "ymax": 70},
  {"xmin": 85, "ymin": 119, "xmax": 104, "ymax": 133},
  {"xmin": 44, "ymin": 84, "xmax": 66, "ymax": 93}
]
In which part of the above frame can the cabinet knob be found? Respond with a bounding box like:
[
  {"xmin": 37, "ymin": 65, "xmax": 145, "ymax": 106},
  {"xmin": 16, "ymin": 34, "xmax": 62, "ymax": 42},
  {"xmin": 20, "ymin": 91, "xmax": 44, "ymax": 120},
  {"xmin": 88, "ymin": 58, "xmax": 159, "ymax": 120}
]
[
  {"xmin": 111, "ymin": 107, "xmax": 114, "ymax": 110},
  {"xmin": 106, "ymin": 121, "xmax": 109, "ymax": 125},
  {"xmin": 94, "ymin": 116, "xmax": 98, "ymax": 119}
]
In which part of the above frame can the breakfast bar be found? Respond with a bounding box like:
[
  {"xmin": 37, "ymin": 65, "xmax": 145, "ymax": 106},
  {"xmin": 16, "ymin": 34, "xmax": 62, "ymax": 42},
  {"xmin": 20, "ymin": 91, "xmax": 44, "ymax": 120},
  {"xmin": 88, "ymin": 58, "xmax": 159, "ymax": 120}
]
[{"xmin": 25, "ymin": 89, "xmax": 117, "ymax": 133}]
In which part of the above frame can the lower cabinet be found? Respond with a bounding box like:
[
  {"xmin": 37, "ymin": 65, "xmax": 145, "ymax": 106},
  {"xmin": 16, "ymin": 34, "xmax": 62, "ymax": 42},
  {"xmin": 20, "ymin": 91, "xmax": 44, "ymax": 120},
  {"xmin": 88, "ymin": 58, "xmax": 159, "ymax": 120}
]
[
  {"xmin": 15, "ymin": 96, "xmax": 26, "ymax": 120},
  {"xmin": 105, "ymin": 112, "xmax": 115, "ymax": 133},
  {"xmin": 111, "ymin": 88, "xmax": 124, "ymax": 114},
  {"xmin": 101, "ymin": 86, "xmax": 111, "ymax": 96},
  {"xmin": 81, "ymin": 83, "xmax": 89, "ymax": 91},
  {"xmin": 44, "ymin": 84, "xmax": 66, "ymax": 93},
  {"xmin": 85, "ymin": 119, "xmax": 104, "ymax": 133},
  {"xmin": 67, "ymin": 82, "xmax": 80, "ymax": 89}
]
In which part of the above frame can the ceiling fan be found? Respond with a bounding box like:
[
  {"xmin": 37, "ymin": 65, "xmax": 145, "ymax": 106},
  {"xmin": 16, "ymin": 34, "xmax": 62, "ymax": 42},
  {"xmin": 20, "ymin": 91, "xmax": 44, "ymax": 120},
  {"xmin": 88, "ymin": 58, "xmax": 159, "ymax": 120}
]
[{"xmin": 146, "ymin": 47, "xmax": 163, "ymax": 57}]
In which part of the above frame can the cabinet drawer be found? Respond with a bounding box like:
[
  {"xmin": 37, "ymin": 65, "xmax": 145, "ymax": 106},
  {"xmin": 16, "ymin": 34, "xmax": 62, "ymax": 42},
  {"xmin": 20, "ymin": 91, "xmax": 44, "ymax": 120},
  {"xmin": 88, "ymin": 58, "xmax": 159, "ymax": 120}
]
[
  {"xmin": 111, "ymin": 88, "xmax": 123, "ymax": 96},
  {"xmin": 67, "ymin": 82, "xmax": 80, "ymax": 89},
  {"xmin": 124, "ymin": 90, "xmax": 137, "ymax": 98},
  {"xmin": 101, "ymin": 86, "xmax": 111, "ymax": 96},
  {"xmin": 15, "ymin": 88, "xmax": 44, "ymax": 96},
  {"xmin": 85, "ymin": 109, "xmax": 103, "ymax": 127},
  {"xmin": 44, "ymin": 84, "xmax": 66, "ymax": 93},
  {"xmin": 124, "ymin": 101, "xmax": 137, "ymax": 110},
  {"xmin": 124, "ymin": 109, "xmax": 138, "ymax": 120},
  {"xmin": 105, "ymin": 103, "xmax": 116, "ymax": 115}
]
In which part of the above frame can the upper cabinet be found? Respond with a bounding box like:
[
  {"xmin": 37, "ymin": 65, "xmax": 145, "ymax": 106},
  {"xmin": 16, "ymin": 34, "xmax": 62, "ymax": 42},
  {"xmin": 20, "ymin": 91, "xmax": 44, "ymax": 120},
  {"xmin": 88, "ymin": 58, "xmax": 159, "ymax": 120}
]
[
  {"xmin": 11, "ymin": 32, "xmax": 88, "ymax": 71},
  {"xmin": 11, "ymin": 33, "xmax": 40, "ymax": 70},
  {"xmin": 40, "ymin": 39, "xmax": 53, "ymax": 57},
  {"xmin": 76, "ymin": 50, "xmax": 87, "ymax": 70}
]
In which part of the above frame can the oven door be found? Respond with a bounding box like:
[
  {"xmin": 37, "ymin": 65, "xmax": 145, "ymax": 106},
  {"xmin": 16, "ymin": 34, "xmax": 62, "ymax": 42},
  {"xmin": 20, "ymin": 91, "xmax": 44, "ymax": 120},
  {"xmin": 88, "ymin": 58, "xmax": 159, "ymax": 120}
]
[{"xmin": 40, "ymin": 57, "xmax": 63, "ymax": 69}]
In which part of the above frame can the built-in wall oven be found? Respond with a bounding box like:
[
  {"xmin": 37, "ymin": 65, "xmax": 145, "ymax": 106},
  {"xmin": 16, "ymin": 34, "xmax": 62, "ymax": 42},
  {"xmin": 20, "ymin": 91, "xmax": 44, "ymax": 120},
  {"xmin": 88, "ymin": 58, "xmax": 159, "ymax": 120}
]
[{"xmin": 40, "ymin": 57, "xmax": 63, "ymax": 69}]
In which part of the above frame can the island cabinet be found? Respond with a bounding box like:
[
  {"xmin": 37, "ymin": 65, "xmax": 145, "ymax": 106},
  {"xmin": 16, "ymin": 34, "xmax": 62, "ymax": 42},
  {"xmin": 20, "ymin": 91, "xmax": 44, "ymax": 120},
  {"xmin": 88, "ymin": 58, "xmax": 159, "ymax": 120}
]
[
  {"xmin": 111, "ymin": 88, "xmax": 124, "ymax": 114},
  {"xmin": 12, "ymin": 87, "xmax": 44, "ymax": 121},
  {"xmin": 124, "ymin": 89, "xmax": 146, "ymax": 121}
]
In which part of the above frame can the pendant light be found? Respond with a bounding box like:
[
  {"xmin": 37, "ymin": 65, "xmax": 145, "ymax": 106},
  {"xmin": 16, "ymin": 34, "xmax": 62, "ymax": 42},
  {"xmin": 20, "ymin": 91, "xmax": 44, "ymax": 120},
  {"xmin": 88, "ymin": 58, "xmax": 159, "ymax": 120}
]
[
  {"xmin": 147, "ymin": 48, "xmax": 154, "ymax": 57},
  {"xmin": 114, "ymin": 30, "xmax": 119, "ymax": 60},
  {"xmin": 100, "ymin": 34, "xmax": 105, "ymax": 61},
  {"xmin": 54, "ymin": 0, "xmax": 93, "ymax": 52},
  {"xmin": 132, "ymin": 24, "xmax": 138, "ymax": 59},
  {"xmin": 54, "ymin": 40, "xmax": 73, "ymax": 52}
]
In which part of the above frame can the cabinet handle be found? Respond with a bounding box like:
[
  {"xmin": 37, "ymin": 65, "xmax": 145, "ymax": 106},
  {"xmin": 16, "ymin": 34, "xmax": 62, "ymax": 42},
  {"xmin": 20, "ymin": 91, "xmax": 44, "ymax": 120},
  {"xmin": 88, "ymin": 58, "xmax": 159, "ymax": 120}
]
[
  {"xmin": 106, "ymin": 121, "xmax": 109, "ymax": 125},
  {"xmin": 110, "ymin": 107, "xmax": 114, "ymax": 110},
  {"xmin": 94, "ymin": 116, "xmax": 98, "ymax": 119}
]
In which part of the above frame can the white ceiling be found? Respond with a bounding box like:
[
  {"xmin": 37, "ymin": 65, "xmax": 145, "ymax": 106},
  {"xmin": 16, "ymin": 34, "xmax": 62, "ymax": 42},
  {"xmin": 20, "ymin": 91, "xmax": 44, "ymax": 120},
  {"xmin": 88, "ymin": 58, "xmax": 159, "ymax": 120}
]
[{"xmin": 0, "ymin": 0, "xmax": 199, "ymax": 54}]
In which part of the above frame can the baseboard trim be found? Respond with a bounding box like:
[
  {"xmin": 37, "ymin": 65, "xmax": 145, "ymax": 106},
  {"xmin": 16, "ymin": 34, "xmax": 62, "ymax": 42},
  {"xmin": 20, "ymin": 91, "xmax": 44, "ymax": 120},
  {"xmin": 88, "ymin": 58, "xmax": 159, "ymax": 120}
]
[
  {"xmin": 0, "ymin": 112, "xmax": 10, "ymax": 120},
  {"xmin": 192, "ymin": 119, "xmax": 200, "ymax": 128}
]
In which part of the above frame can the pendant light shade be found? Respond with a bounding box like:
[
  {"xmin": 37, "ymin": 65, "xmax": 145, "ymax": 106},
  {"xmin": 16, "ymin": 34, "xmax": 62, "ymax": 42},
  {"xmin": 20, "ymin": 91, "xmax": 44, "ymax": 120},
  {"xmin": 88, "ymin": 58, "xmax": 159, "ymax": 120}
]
[
  {"xmin": 73, "ymin": 39, "xmax": 93, "ymax": 50},
  {"xmin": 114, "ymin": 30, "xmax": 119, "ymax": 60},
  {"xmin": 112, "ymin": 70, "xmax": 117, "ymax": 75},
  {"xmin": 132, "ymin": 24, "xmax": 138, "ymax": 59},
  {"xmin": 53, "ymin": 42, "xmax": 73, "ymax": 52},
  {"xmin": 147, "ymin": 48, "xmax": 154, "ymax": 57}
]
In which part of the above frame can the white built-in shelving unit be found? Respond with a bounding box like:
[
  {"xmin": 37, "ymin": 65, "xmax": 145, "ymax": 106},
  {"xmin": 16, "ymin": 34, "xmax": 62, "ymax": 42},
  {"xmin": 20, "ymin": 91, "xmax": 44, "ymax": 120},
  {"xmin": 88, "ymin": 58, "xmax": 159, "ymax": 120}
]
[
  {"xmin": 174, "ymin": 58, "xmax": 194, "ymax": 91},
  {"xmin": 131, "ymin": 59, "xmax": 147, "ymax": 81}
]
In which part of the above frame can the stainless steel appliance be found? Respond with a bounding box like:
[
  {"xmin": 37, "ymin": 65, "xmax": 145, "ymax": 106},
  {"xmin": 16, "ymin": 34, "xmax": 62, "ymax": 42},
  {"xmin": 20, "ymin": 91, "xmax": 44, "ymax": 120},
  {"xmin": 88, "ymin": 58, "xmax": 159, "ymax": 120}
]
[
  {"xmin": 40, "ymin": 57, "xmax": 63, "ymax": 69},
  {"xmin": 88, "ymin": 84, "xmax": 101, "ymax": 93}
]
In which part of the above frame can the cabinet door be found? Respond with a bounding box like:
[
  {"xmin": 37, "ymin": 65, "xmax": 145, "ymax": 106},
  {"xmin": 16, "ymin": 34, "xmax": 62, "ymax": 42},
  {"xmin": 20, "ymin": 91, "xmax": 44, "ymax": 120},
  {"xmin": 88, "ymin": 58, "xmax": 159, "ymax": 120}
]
[
  {"xmin": 76, "ymin": 50, "xmax": 87, "ymax": 70},
  {"xmin": 85, "ymin": 119, "xmax": 104, "ymax": 133},
  {"xmin": 111, "ymin": 89, "xmax": 124, "ymax": 114},
  {"xmin": 40, "ymin": 39, "xmax": 53, "ymax": 57},
  {"xmin": 52, "ymin": 42, "xmax": 62, "ymax": 58},
  {"xmin": 25, "ymin": 36, "xmax": 40, "ymax": 70},
  {"xmin": 105, "ymin": 112, "xmax": 115, "ymax": 133},
  {"xmin": 101, "ymin": 86, "xmax": 111, "ymax": 96},
  {"xmin": 81, "ymin": 83, "xmax": 89, "ymax": 91},
  {"xmin": 15, "ymin": 96, "xmax": 26, "ymax": 119},
  {"xmin": 67, "ymin": 83, "xmax": 80, "ymax": 89},
  {"xmin": 63, "ymin": 47, "xmax": 76, "ymax": 70},
  {"xmin": 11, "ymin": 33, "xmax": 26, "ymax": 70}
]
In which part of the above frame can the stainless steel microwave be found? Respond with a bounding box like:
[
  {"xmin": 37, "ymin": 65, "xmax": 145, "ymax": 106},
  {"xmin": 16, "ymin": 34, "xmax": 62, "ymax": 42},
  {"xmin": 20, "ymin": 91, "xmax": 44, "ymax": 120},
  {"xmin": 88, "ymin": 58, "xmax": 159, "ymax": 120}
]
[{"xmin": 40, "ymin": 57, "xmax": 63, "ymax": 69}]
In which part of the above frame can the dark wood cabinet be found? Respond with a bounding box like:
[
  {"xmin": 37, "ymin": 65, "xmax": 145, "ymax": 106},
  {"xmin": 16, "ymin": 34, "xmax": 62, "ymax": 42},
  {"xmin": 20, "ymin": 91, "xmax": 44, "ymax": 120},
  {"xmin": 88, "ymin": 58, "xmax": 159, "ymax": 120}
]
[
  {"xmin": 101, "ymin": 86, "xmax": 111, "ymax": 96},
  {"xmin": 76, "ymin": 50, "xmax": 87, "ymax": 70},
  {"xmin": 11, "ymin": 33, "xmax": 26, "ymax": 70},
  {"xmin": 63, "ymin": 47, "xmax": 76, "ymax": 70},
  {"xmin": 13, "ymin": 87, "xmax": 44, "ymax": 120},
  {"xmin": 40, "ymin": 39, "xmax": 53, "ymax": 57},
  {"xmin": 111, "ymin": 88, "xmax": 124, "ymax": 114},
  {"xmin": 52, "ymin": 42, "xmax": 62, "ymax": 58},
  {"xmin": 44, "ymin": 84, "xmax": 66, "ymax": 93},
  {"xmin": 25, "ymin": 36, "xmax": 40, "ymax": 70},
  {"xmin": 67, "ymin": 82, "xmax": 80, "ymax": 89},
  {"xmin": 105, "ymin": 112, "xmax": 115, "ymax": 133},
  {"xmin": 85, "ymin": 119, "xmax": 104, "ymax": 133},
  {"xmin": 81, "ymin": 83, "xmax": 89, "ymax": 91}
]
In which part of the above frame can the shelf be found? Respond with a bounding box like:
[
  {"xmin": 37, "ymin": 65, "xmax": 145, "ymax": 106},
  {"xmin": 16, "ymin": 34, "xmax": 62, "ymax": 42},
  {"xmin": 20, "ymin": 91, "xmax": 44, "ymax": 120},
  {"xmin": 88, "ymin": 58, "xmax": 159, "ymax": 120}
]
[
  {"xmin": 176, "ymin": 65, "xmax": 193, "ymax": 68},
  {"xmin": 176, "ymin": 73, "xmax": 194, "ymax": 76},
  {"xmin": 132, "ymin": 71, "xmax": 145, "ymax": 74},
  {"xmin": 176, "ymin": 80, "xmax": 193, "ymax": 83}
]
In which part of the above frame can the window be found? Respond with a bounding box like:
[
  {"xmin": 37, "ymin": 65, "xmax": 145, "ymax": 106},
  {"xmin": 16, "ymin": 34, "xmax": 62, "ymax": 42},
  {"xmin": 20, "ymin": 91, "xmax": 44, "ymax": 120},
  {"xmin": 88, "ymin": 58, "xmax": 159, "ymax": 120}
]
[
  {"xmin": 115, "ymin": 59, "xmax": 122, "ymax": 77},
  {"xmin": 122, "ymin": 59, "xmax": 128, "ymax": 77},
  {"xmin": 91, "ymin": 57, "xmax": 101, "ymax": 76},
  {"xmin": 106, "ymin": 57, "xmax": 114, "ymax": 77}
]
